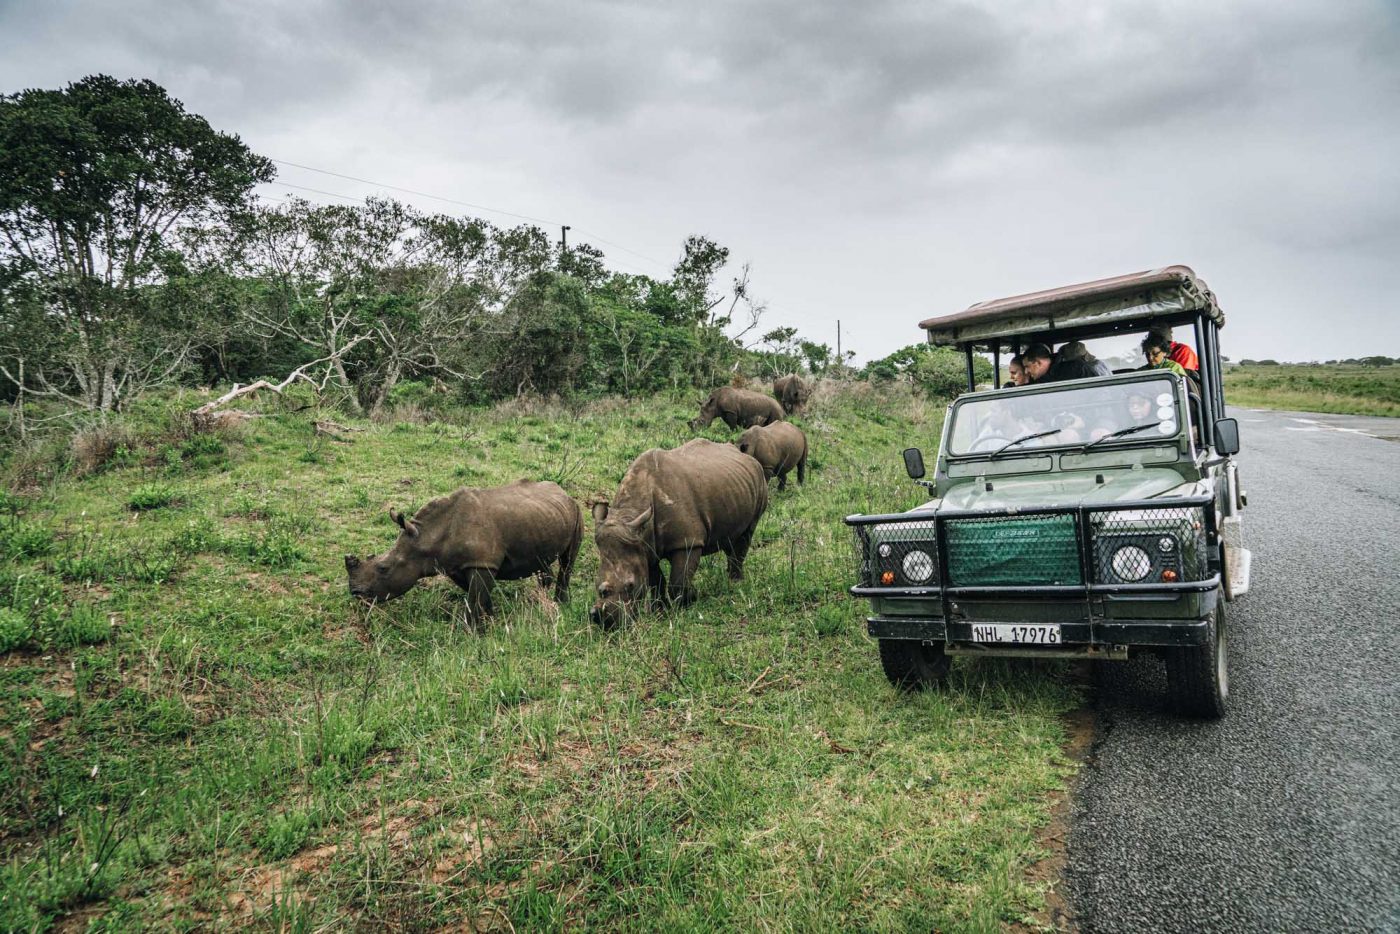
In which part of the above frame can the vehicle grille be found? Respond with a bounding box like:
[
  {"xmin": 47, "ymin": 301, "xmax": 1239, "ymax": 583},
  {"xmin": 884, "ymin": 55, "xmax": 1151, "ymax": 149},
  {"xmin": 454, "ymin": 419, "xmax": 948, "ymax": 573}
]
[{"xmin": 944, "ymin": 514, "xmax": 1082, "ymax": 586}]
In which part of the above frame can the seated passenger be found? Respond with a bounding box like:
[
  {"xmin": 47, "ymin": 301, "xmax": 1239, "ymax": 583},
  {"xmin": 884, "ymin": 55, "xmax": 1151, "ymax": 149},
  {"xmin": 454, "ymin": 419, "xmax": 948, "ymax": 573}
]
[
  {"xmin": 1147, "ymin": 326, "xmax": 1199, "ymax": 371},
  {"xmin": 1007, "ymin": 355, "xmax": 1028, "ymax": 387},
  {"xmin": 1141, "ymin": 334, "xmax": 1189, "ymax": 377},
  {"xmin": 1023, "ymin": 343, "xmax": 1099, "ymax": 384},
  {"xmin": 1056, "ymin": 340, "xmax": 1113, "ymax": 377}
]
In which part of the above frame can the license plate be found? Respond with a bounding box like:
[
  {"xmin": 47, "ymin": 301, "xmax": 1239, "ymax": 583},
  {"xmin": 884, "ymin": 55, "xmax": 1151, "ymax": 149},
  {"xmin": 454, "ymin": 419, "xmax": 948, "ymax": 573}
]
[{"xmin": 970, "ymin": 624, "xmax": 1062, "ymax": 645}]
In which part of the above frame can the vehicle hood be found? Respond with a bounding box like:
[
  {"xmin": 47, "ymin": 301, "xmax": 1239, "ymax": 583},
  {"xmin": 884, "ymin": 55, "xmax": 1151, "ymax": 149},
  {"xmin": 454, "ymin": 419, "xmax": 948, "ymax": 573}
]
[{"xmin": 939, "ymin": 467, "xmax": 1190, "ymax": 512}]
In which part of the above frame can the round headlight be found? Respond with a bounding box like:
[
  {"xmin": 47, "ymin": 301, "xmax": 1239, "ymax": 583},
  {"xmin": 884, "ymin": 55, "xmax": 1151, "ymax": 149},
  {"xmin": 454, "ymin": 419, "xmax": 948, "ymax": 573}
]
[
  {"xmin": 1157, "ymin": 536, "xmax": 1176, "ymax": 553},
  {"xmin": 877, "ymin": 543, "xmax": 893, "ymax": 558},
  {"xmin": 1111, "ymin": 545, "xmax": 1152, "ymax": 582},
  {"xmin": 902, "ymin": 550, "xmax": 934, "ymax": 582}
]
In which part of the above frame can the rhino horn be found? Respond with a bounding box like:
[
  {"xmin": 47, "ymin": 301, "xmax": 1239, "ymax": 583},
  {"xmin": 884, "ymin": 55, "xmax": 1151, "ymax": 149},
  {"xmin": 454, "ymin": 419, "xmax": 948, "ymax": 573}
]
[{"xmin": 625, "ymin": 507, "xmax": 653, "ymax": 532}]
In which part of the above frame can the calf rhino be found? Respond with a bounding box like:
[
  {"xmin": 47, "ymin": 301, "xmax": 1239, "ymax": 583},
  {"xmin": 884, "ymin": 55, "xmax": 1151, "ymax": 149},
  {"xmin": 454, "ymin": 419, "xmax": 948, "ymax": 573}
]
[
  {"xmin": 345, "ymin": 479, "xmax": 583, "ymax": 622},
  {"xmin": 690, "ymin": 386, "xmax": 785, "ymax": 431},
  {"xmin": 590, "ymin": 439, "xmax": 767, "ymax": 628},
  {"xmin": 772, "ymin": 375, "xmax": 810, "ymax": 415},
  {"xmin": 737, "ymin": 421, "xmax": 808, "ymax": 491}
]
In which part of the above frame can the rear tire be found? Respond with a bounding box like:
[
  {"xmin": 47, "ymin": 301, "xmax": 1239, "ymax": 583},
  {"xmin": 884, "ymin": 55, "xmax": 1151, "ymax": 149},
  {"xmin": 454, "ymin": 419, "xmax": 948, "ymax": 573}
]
[
  {"xmin": 878, "ymin": 639, "xmax": 950, "ymax": 690},
  {"xmin": 1165, "ymin": 601, "xmax": 1228, "ymax": 718}
]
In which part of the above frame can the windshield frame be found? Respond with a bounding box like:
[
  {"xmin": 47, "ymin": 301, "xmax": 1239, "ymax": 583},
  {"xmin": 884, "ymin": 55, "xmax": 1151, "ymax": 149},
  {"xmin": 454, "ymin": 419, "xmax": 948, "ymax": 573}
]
[{"xmin": 942, "ymin": 372, "xmax": 1187, "ymax": 461}]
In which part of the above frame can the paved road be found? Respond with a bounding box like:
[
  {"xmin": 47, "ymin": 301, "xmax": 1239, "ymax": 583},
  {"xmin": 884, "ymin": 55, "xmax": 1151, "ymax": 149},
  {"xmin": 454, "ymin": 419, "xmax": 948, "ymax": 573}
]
[{"xmin": 1064, "ymin": 407, "xmax": 1400, "ymax": 932}]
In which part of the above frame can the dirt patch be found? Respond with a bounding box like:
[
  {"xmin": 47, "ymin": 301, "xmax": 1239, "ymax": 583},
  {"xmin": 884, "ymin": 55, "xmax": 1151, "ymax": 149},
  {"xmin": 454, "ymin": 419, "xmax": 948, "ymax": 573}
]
[{"xmin": 1015, "ymin": 703, "xmax": 1095, "ymax": 933}]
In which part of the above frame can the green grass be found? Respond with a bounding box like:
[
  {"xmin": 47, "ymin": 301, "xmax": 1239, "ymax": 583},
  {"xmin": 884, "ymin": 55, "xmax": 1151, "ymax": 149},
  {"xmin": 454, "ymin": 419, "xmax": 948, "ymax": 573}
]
[
  {"xmin": 0, "ymin": 383, "xmax": 1081, "ymax": 931},
  {"xmin": 1225, "ymin": 364, "xmax": 1400, "ymax": 417}
]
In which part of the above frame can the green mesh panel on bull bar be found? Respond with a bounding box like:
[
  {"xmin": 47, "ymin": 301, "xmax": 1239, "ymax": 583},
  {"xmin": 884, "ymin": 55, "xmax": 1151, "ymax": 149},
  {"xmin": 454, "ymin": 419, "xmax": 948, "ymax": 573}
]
[
  {"xmin": 1090, "ymin": 506, "xmax": 1207, "ymax": 584},
  {"xmin": 944, "ymin": 513, "xmax": 1082, "ymax": 586},
  {"xmin": 854, "ymin": 519, "xmax": 939, "ymax": 587}
]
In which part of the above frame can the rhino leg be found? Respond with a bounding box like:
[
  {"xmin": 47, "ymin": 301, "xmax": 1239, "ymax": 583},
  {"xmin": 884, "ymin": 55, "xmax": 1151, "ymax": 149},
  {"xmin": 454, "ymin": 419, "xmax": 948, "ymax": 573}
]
[
  {"xmin": 554, "ymin": 530, "xmax": 581, "ymax": 603},
  {"xmin": 665, "ymin": 548, "xmax": 701, "ymax": 606},
  {"xmin": 448, "ymin": 567, "xmax": 495, "ymax": 624},
  {"xmin": 725, "ymin": 528, "xmax": 755, "ymax": 581},
  {"xmin": 648, "ymin": 561, "xmax": 666, "ymax": 608},
  {"xmin": 721, "ymin": 410, "xmax": 740, "ymax": 430},
  {"xmin": 797, "ymin": 452, "xmax": 806, "ymax": 485},
  {"xmin": 776, "ymin": 467, "xmax": 788, "ymax": 492}
]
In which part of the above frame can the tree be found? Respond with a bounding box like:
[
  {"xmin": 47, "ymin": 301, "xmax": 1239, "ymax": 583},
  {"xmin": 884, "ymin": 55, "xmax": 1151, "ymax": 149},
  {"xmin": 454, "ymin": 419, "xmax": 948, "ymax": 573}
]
[{"xmin": 0, "ymin": 75, "xmax": 273, "ymax": 415}]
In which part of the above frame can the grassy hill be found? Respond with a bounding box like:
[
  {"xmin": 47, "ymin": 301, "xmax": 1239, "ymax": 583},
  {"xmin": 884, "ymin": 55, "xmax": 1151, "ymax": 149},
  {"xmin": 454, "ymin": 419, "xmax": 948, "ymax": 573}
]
[
  {"xmin": 1224, "ymin": 364, "xmax": 1400, "ymax": 417},
  {"xmin": 1, "ymin": 382, "xmax": 1080, "ymax": 930}
]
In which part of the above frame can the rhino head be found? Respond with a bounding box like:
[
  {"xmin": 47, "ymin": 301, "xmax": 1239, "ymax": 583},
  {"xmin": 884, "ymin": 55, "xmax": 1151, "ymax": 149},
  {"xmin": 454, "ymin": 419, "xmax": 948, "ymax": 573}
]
[
  {"xmin": 689, "ymin": 392, "xmax": 720, "ymax": 430},
  {"xmin": 589, "ymin": 501, "xmax": 654, "ymax": 629},
  {"xmin": 345, "ymin": 507, "xmax": 431, "ymax": 603}
]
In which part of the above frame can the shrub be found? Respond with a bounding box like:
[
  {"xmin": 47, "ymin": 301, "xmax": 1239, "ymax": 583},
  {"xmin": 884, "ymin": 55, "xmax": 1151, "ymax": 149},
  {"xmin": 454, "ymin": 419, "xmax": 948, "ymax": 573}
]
[
  {"xmin": 0, "ymin": 607, "xmax": 30, "ymax": 652},
  {"xmin": 49, "ymin": 604, "xmax": 110, "ymax": 648},
  {"xmin": 127, "ymin": 483, "xmax": 179, "ymax": 511},
  {"xmin": 0, "ymin": 518, "xmax": 54, "ymax": 559}
]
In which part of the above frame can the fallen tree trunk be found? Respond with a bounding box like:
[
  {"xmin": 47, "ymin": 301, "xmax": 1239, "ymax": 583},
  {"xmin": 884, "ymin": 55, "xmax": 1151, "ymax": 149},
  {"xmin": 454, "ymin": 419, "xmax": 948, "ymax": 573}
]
[{"xmin": 190, "ymin": 336, "xmax": 373, "ymax": 428}]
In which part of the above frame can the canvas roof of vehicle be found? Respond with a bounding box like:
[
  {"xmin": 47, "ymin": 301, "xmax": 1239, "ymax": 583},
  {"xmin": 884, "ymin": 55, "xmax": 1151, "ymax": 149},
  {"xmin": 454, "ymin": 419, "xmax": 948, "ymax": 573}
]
[{"xmin": 919, "ymin": 265, "xmax": 1225, "ymax": 347}]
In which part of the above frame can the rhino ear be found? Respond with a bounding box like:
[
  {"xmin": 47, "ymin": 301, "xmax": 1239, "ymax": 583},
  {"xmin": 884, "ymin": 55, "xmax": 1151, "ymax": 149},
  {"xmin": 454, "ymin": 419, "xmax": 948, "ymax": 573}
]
[
  {"xmin": 739, "ymin": 442, "xmax": 749, "ymax": 454},
  {"xmin": 625, "ymin": 507, "xmax": 653, "ymax": 532},
  {"xmin": 591, "ymin": 501, "xmax": 610, "ymax": 523},
  {"xmin": 388, "ymin": 507, "xmax": 419, "ymax": 537},
  {"xmin": 345, "ymin": 555, "xmax": 361, "ymax": 570}
]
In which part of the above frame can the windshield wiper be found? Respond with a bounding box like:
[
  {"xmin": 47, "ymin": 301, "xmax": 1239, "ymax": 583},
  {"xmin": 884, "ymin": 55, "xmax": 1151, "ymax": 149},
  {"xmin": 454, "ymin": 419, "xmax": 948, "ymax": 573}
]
[
  {"xmin": 990, "ymin": 428, "xmax": 1063, "ymax": 459},
  {"xmin": 1081, "ymin": 421, "xmax": 1163, "ymax": 452}
]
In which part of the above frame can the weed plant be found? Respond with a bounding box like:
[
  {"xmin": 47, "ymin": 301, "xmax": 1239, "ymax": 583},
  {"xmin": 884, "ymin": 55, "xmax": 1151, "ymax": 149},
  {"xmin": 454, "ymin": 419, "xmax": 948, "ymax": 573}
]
[{"xmin": 0, "ymin": 382, "xmax": 1080, "ymax": 930}]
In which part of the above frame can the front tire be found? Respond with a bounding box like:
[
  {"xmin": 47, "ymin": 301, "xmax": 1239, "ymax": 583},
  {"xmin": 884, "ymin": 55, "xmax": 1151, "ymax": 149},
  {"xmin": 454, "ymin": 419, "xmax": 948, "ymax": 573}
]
[
  {"xmin": 878, "ymin": 639, "xmax": 950, "ymax": 690},
  {"xmin": 1165, "ymin": 601, "xmax": 1228, "ymax": 718}
]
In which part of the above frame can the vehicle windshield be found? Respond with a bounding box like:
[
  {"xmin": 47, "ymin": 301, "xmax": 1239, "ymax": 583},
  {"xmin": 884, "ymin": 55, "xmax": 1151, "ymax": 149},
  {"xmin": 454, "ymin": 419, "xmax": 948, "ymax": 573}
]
[{"xmin": 948, "ymin": 377, "xmax": 1182, "ymax": 456}]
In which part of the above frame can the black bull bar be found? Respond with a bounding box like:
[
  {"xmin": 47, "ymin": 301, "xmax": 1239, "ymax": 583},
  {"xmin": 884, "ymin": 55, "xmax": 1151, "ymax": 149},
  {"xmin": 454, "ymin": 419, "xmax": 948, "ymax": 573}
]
[{"xmin": 844, "ymin": 494, "xmax": 1221, "ymax": 646}]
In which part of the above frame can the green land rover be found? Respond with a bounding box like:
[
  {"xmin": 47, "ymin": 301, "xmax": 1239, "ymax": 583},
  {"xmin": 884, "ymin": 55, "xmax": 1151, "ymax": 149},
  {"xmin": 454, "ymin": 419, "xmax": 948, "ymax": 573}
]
[{"xmin": 847, "ymin": 266, "xmax": 1251, "ymax": 717}]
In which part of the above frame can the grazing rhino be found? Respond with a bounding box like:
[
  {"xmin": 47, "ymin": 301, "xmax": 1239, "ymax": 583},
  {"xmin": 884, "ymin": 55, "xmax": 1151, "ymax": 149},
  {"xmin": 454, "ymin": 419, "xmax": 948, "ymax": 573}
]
[
  {"xmin": 345, "ymin": 479, "xmax": 583, "ymax": 622},
  {"xmin": 772, "ymin": 374, "xmax": 810, "ymax": 415},
  {"xmin": 736, "ymin": 421, "xmax": 808, "ymax": 491},
  {"xmin": 590, "ymin": 439, "xmax": 768, "ymax": 628},
  {"xmin": 689, "ymin": 386, "xmax": 785, "ymax": 431}
]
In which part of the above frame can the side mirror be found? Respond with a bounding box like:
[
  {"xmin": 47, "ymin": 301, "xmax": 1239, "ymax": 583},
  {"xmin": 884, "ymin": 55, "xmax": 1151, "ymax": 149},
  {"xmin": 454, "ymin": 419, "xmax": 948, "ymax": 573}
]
[
  {"xmin": 902, "ymin": 447, "xmax": 926, "ymax": 480},
  {"xmin": 1214, "ymin": 418, "xmax": 1240, "ymax": 456}
]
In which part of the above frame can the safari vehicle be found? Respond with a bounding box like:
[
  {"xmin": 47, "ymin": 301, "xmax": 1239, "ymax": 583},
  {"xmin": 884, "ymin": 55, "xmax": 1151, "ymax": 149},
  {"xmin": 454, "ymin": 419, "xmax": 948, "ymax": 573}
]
[{"xmin": 846, "ymin": 266, "xmax": 1251, "ymax": 717}]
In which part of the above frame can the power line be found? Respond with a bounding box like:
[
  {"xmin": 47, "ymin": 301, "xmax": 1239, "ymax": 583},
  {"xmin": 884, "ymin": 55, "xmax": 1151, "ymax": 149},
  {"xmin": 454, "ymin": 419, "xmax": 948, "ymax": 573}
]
[{"xmin": 267, "ymin": 157, "xmax": 674, "ymax": 273}]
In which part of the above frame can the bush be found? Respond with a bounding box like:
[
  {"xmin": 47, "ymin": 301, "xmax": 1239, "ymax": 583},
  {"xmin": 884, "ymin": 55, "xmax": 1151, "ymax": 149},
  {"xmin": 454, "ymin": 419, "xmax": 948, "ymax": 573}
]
[
  {"xmin": 0, "ymin": 607, "xmax": 30, "ymax": 652},
  {"xmin": 0, "ymin": 518, "xmax": 54, "ymax": 559},
  {"xmin": 127, "ymin": 483, "xmax": 180, "ymax": 511}
]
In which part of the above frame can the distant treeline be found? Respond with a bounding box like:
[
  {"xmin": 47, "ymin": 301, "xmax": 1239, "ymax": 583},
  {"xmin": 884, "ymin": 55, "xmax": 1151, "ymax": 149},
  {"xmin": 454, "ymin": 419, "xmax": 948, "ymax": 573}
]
[{"xmin": 1235, "ymin": 358, "xmax": 1397, "ymax": 367}]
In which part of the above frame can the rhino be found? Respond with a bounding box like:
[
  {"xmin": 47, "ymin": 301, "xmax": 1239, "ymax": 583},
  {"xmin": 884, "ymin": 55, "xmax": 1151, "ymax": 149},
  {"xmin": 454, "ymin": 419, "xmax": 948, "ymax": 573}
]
[
  {"xmin": 345, "ymin": 479, "xmax": 583, "ymax": 622},
  {"xmin": 590, "ymin": 439, "xmax": 768, "ymax": 628},
  {"xmin": 772, "ymin": 375, "xmax": 810, "ymax": 415},
  {"xmin": 736, "ymin": 421, "xmax": 808, "ymax": 491},
  {"xmin": 689, "ymin": 386, "xmax": 785, "ymax": 431}
]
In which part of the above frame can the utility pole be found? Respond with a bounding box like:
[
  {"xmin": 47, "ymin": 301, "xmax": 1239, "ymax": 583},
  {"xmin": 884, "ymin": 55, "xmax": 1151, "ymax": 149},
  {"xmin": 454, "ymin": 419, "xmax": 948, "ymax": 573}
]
[
  {"xmin": 560, "ymin": 225, "xmax": 571, "ymax": 253},
  {"xmin": 836, "ymin": 320, "xmax": 842, "ymax": 366}
]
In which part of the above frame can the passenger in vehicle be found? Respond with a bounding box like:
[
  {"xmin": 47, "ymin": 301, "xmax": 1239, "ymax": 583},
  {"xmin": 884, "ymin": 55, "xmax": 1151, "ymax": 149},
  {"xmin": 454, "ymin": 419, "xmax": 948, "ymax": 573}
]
[
  {"xmin": 1023, "ymin": 343, "xmax": 1099, "ymax": 383},
  {"xmin": 1007, "ymin": 355, "xmax": 1028, "ymax": 387},
  {"xmin": 1056, "ymin": 340, "xmax": 1112, "ymax": 377},
  {"xmin": 1147, "ymin": 326, "xmax": 1199, "ymax": 371},
  {"xmin": 1142, "ymin": 334, "xmax": 1189, "ymax": 377},
  {"xmin": 1127, "ymin": 391, "xmax": 1154, "ymax": 423}
]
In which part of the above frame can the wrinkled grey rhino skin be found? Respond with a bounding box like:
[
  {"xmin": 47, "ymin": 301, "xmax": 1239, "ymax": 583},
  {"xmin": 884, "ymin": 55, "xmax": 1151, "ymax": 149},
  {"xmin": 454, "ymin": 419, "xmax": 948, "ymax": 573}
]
[
  {"xmin": 590, "ymin": 439, "xmax": 768, "ymax": 628},
  {"xmin": 737, "ymin": 421, "xmax": 808, "ymax": 491},
  {"xmin": 772, "ymin": 375, "xmax": 810, "ymax": 415},
  {"xmin": 689, "ymin": 386, "xmax": 785, "ymax": 430},
  {"xmin": 345, "ymin": 479, "xmax": 583, "ymax": 623}
]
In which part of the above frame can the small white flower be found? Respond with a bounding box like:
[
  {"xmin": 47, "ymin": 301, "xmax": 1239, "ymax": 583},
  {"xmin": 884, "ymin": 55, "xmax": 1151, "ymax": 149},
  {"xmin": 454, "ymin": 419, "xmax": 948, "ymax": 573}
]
[{"xmin": 90, "ymin": 764, "xmax": 99, "ymax": 778}]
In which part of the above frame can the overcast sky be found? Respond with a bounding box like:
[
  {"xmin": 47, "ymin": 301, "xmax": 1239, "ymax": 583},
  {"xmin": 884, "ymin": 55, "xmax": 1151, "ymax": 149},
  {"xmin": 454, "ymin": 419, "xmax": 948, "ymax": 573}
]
[{"xmin": 3, "ymin": 0, "xmax": 1398, "ymax": 363}]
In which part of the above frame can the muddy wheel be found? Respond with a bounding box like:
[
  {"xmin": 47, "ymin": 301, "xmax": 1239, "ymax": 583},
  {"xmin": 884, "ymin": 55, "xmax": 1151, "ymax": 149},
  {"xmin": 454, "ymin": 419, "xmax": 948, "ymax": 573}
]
[
  {"xmin": 878, "ymin": 639, "xmax": 950, "ymax": 690},
  {"xmin": 1165, "ymin": 601, "xmax": 1228, "ymax": 718}
]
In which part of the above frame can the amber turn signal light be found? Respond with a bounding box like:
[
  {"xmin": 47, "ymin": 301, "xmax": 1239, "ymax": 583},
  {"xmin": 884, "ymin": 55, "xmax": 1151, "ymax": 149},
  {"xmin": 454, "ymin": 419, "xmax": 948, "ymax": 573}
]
[
  {"xmin": 1161, "ymin": 569, "xmax": 1179, "ymax": 582},
  {"xmin": 880, "ymin": 571, "xmax": 896, "ymax": 585}
]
